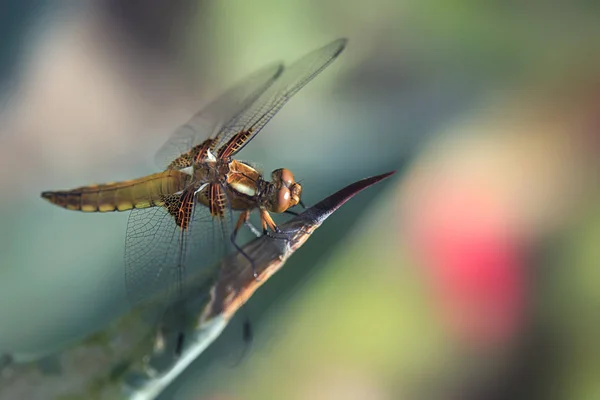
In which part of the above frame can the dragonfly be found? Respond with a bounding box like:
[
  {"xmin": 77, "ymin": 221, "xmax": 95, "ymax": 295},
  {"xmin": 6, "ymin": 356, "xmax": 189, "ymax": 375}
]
[{"xmin": 41, "ymin": 38, "xmax": 347, "ymax": 314}]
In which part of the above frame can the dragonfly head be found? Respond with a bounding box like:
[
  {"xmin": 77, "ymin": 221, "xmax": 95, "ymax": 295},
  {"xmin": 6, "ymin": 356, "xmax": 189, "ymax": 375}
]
[{"xmin": 267, "ymin": 168, "xmax": 302, "ymax": 213}]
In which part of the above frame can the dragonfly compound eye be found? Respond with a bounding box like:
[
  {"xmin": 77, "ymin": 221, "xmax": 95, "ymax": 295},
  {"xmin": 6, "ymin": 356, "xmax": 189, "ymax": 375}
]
[
  {"xmin": 271, "ymin": 168, "xmax": 295, "ymax": 188},
  {"xmin": 280, "ymin": 168, "xmax": 295, "ymax": 187},
  {"xmin": 273, "ymin": 187, "xmax": 291, "ymax": 213}
]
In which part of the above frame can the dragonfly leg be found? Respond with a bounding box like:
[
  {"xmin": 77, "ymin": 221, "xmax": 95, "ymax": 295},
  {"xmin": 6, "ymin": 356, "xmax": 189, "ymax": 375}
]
[
  {"xmin": 260, "ymin": 209, "xmax": 281, "ymax": 234},
  {"xmin": 230, "ymin": 227, "xmax": 261, "ymax": 281},
  {"xmin": 260, "ymin": 215, "xmax": 268, "ymax": 235},
  {"xmin": 234, "ymin": 210, "xmax": 261, "ymax": 237},
  {"xmin": 233, "ymin": 210, "xmax": 251, "ymax": 235}
]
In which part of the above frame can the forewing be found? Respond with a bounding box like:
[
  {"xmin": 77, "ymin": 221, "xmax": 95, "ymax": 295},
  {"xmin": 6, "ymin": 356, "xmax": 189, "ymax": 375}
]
[
  {"xmin": 154, "ymin": 63, "xmax": 284, "ymax": 169},
  {"xmin": 124, "ymin": 195, "xmax": 234, "ymax": 309},
  {"xmin": 212, "ymin": 38, "xmax": 347, "ymax": 158}
]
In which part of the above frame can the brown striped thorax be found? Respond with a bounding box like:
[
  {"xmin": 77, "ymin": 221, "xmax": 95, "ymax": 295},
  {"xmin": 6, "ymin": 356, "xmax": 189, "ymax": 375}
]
[{"xmin": 40, "ymin": 38, "xmax": 346, "ymax": 331}]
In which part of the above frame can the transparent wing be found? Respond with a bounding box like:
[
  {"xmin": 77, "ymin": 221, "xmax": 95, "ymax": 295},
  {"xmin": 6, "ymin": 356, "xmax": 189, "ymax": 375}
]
[
  {"xmin": 154, "ymin": 63, "xmax": 284, "ymax": 169},
  {"xmin": 124, "ymin": 193, "xmax": 234, "ymax": 308},
  {"xmin": 212, "ymin": 38, "xmax": 347, "ymax": 158}
]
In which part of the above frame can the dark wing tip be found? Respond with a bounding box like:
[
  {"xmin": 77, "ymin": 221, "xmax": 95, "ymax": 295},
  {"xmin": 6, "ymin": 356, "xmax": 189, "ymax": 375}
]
[{"xmin": 41, "ymin": 191, "xmax": 53, "ymax": 200}]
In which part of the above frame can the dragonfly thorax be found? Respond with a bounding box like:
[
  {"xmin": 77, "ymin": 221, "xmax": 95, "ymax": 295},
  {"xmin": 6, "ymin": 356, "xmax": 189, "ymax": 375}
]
[
  {"xmin": 199, "ymin": 160, "xmax": 302, "ymax": 215},
  {"xmin": 191, "ymin": 158, "xmax": 231, "ymax": 185}
]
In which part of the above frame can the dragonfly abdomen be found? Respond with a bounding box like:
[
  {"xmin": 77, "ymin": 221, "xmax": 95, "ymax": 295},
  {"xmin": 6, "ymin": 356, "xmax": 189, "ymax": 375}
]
[{"xmin": 41, "ymin": 170, "xmax": 190, "ymax": 212}]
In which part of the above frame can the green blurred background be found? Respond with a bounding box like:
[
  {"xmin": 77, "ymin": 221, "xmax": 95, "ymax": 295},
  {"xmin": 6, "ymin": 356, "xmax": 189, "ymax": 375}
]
[{"xmin": 0, "ymin": 1, "xmax": 599, "ymax": 399}]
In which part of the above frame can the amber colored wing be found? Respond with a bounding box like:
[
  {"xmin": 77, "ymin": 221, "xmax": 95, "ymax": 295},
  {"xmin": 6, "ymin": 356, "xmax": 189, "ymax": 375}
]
[
  {"xmin": 154, "ymin": 63, "xmax": 284, "ymax": 169},
  {"xmin": 124, "ymin": 190, "xmax": 234, "ymax": 308},
  {"xmin": 211, "ymin": 38, "xmax": 347, "ymax": 158}
]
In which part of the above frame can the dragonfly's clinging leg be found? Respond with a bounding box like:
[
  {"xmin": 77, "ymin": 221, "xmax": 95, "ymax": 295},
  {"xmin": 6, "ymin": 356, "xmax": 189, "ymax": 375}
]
[
  {"xmin": 234, "ymin": 210, "xmax": 261, "ymax": 237},
  {"xmin": 230, "ymin": 232, "xmax": 260, "ymax": 280},
  {"xmin": 233, "ymin": 210, "xmax": 251, "ymax": 236},
  {"xmin": 260, "ymin": 209, "xmax": 281, "ymax": 234},
  {"xmin": 233, "ymin": 209, "xmax": 261, "ymax": 237},
  {"xmin": 231, "ymin": 210, "xmax": 261, "ymax": 280}
]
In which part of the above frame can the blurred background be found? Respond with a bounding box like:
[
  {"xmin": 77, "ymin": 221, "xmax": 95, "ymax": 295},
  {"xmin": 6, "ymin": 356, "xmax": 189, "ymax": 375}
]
[{"xmin": 0, "ymin": 0, "xmax": 599, "ymax": 399}]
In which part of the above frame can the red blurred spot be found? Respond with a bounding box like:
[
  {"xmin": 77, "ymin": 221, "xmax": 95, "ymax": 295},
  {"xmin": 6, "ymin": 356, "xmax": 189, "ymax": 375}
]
[{"xmin": 408, "ymin": 181, "xmax": 526, "ymax": 348}]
